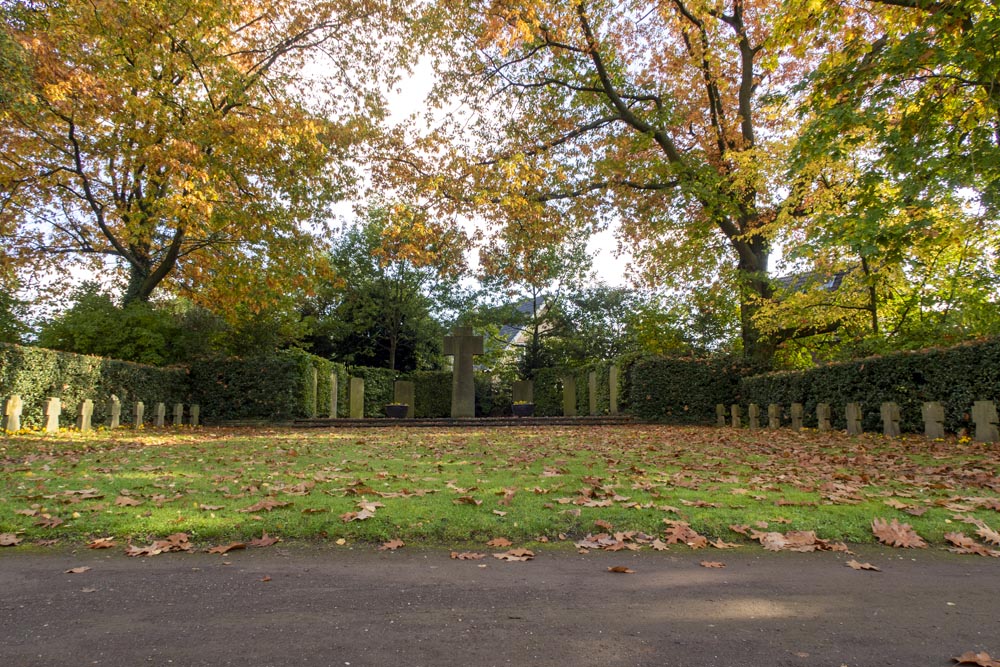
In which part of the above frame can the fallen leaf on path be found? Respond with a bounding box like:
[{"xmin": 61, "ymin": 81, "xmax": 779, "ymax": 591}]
[
  {"xmin": 872, "ymin": 518, "xmax": 927, "ymax": 548},
  {"xmin": 207, "ymin": 542, "xmax": 246, "ymax": 555},
  {"xmin": 493, "ymin": 548, "xmax": 534, "ymax": 561},
  {"xmin": 944, "ymin": 533, "xmax": 1000, "ymax": 557},
  {"xmin": 450, "ymin": 551, "xmax": 486, "ymax": 560},
  {"xmin": 87, "ymin": 537, "xmax": 115, "ymax": 549},
  {"xmin": 260, "ymin": 575, "xmax": 272, "ymax": 582},
  {"xmin": 699, "ymin": 561, "xmax": 726, "ymax": 568},
  {"xmin": 846, "ymin": 559, "xmax": 881, "ymax": 571},
  {"xmin": 248, "ymin": 532, "xmax": 280, "ymax": 548},
  {"xmin": 953, "ymin": 651, "xmax": 1000, "ymax": 667},
  {"xmin": 607, "ymin": 566, "xmax": 635, "ymax": 574},
  {"xmin": 64, "ymin": 567, "xmax": 91, "ymax": 574},
  {"xmin": 379, "ymin": 539, "xmax": 405, "ymax": 551}
]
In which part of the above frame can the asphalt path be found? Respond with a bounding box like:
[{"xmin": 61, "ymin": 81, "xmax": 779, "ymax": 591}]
[{"xmin": 1, "ymin": 545, "xmax": 997, "ymax": 666}]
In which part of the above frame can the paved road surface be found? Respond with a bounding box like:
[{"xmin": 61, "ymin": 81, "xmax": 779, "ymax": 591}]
[{"xmin": 1, "ymin": 545, "xmax": 997, "ymax": 666}]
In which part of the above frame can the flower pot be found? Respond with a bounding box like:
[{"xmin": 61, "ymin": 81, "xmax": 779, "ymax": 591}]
[
  {"xmin": 385, "ymin": 404, "xmax": 408, "ymax": 419},
  {"xmin": 512, "ymin": 403, "xmax": 535, "ymax": 417}
]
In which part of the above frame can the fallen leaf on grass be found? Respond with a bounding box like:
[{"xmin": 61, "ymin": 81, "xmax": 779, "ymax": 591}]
[
  {"xmin": 709, "ymin": 539, "xmax": 741, "ymax": 549},
  {"xmin": 607, "ymin": 566, "xmax": 635, "ymax": 574},
  {"xmin": 199, "ymin": 504, "xmax": 224, "ymax": 511},
  {"xmin": 953, "ymin": 651, "xmax": 1000, "ymax": 667},
  {"xmin": 114, "ymin": 496, "xmax": 143, "ymax": 507},
  {"xmin": 872, "ymin": 518, "xmax": 927, "ymax": 548},
  {"xmin": 493, "ymin": 548, "xmax": 534, "ymax": 562},
  {"xmin": 87, "ymin": 537, "xmax": 115, "ymax": 549},
  {"xmin": 944, "ymin": 533, "xmax": 1000, "ymax": 557},
  {"xmin": 0, "ymin": 533, "xmax": 22, "ymax": 547},
  {"xmin": 207, "ymin": 542, "xmax": 246, "ymax": 555},
  {"xmin": 340, "ymin": 509, "xmax": 375, "ymax": 522},
  {"xmin": 453, "ymin": 496, "xmax": 483, "ymax": 506},
  {"xmin": 487, "ymin": 537, "xmax": 512, "ymax": 548},
  {"xmin": 64, "ymin": 567, "xmax": 91, "ymax": 574},
  {"xmin": 699, "ymin": 561, "xmax": 726, "ymax": 568},
  {"xmin": 35, "ymin": 516, "xmax": 64, "ymax": 528},
  {"xmin": 379, "ymin": 539, "xmax": 405, "ymax": 551},
  {"xmin": 846, "ymin": 559, "xmax": 881, "ymax": 571},
  {"xmin": 248, "ymin": 532, "xmax": 281, "ymax": 548},
  {"xmin": 450, "ymin": 551, "xmax": 486, "ymax": 560},
  {"xmin": 238, "ymin": 499, "xmax": 292, "ymax": 513}
]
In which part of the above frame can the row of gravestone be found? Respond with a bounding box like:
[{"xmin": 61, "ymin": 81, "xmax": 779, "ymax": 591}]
[
  {"xmin": 716, "ymin": 400, "xmax": 1000, "ymax": 443},
  {"xmin": 2, "ymin": 395, "xmax": 201, "ymax": 433}
]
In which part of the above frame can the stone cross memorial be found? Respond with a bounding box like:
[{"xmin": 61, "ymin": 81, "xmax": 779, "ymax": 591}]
[
  {"xmin": 44, "ymin": 397, "xmax": 61, "ymax": 433},
  {"xmin": 173, "ymin": 403, "xmax": 184, "ymax": 426},
  {"xmin": 747, "ymin": 403, "xmax": 760, "ymax": 430},
  {"xmin": 155, "ymin": 402, "xmax": 166, "ymax": 427},
  {"xmin": 730, "ymin": 404, "xmax": 742, "ymax": 429},
  {"xmin": 767, "ymin": 404, "xmax": 781, "ymax": 429},
  {"xmin": 4, "ymin": 395, "xmax": 23, "ymax": 432},
  {"xmin": 881, "ymin": 402, "xmax": 901, "ymax": 437},
  {"xmin": 134, "ymin": 401, "xmax": 145, "ymax": 428},
  {"xmin": 790, "ymin": 403, "xmax": 804, "ymax": 431},
  {"xmin": 190, "ymin": 404, "xmax": 200, "ymax": 427},
  {"xmin": 716, "ymin": 404, "xmax": 727, "ymax": 427},
  {"xmin": 816, "ymin": 403, "xmax": 831, "ymax": 432},
  {"xmin": 846, "ymin": 403, "xmax": 863, "ymax": 435},
  {"xmin": 108, "ymin": 395, "xmax": 121, "ymax": 429},
  {"xmin": 921, "ymin": 401, "xmax": 945, "ymax": 440},
  {"xmin": 77, "ymin": 399, "xmax": 94, "ymax": 432},
  {"xmin": 972, "ymin": 400, "xmax": 999, "ymax": 443},
  {"xmin": 443, "ymin": 326, "xmax": 483, "ymax": 418}
]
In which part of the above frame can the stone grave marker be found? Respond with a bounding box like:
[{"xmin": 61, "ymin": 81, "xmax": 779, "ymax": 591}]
[
  {"xmin": 716, "ymin": 404, "xmax": 726, "ymax": 427},
  {"xmin": 309, "ymin": 366, "xmax": 318, "ymax": 418},
  {"xmin": 748, "ymin": 403, "xmax": 759, "ymax": 430},
  {"xmin": 173, "ymin": 403, "xmax": 184, "ymax": 426},
  {"xmin": 588, "ymin": 372, "xmax": 598, "ymax": 416},
  {"xmin": 816, "ymin": 403, "xmax": 831, "ymax": 432},
  {"xmin": 329, "ymin": 372, "xmax": 339, "ymax": 418},
  {"xmin": 76, "ymin": 399, "xmax": 94, "ymax": 432},
  {"xmin": 190, "ymin": 404, "xmax": 200, "ymax": 427},
  {"xmin": 349, "ymin": 377, "xmax": 364, "ymax": 419},
  {"xmin": 512, "ymin": 380, "xmax": 533, "ymax": 405},
  {"xmin": 108, "ymin": 395, "xmax": 121, "ymax": 429},
  {"xmin": 4, "ymin": 395, "xmax": 23, "ymax": 432},
  {"xmin": 562, "ymin": 375, "xmax": 577, "ymax": 417},
  {"xmin": 443, "ymin": 326, "xmax": 484, "ymax": 418},
  {"xmin": 155, "ymin": 402, "xmax": 166, "ymax": 427},
  {"xmin": 609, "ymin": 365, "xmax": 620, "ymax": 416},
  {"xmin": 134, "ymin": 401, "xmax": 145, "ymax": 428},
  {"xmin": 790, "ymin": 403, "xmax": 804, "ymax": 431},
  {"xmin": 44, "ymin": 397, "xmax": 61, "ymax": 433},
  {"xmin": 881, "ymin": 402, "xmax": 901, "ymax": 437},
  {"xmin": 394, "ymin": 380, "xmax": 415, "ymax": 419},
  {"xmin": 767, "ymin": 404, "xmax": 781, "ymax": 429},
  {"xmin": 731, "ymin": 404, "xmax": 742, "ymax": 429},
  {"xmin": 921, "ymin": 402, "xmax": 945, "ymax": 440},
  {"xmin": 972, "ymin": 400, "xmax": 999, "ymax": 443},
  {"xmin": 846, "ymin": 403, "xmax": 863, "ymax": 435}
]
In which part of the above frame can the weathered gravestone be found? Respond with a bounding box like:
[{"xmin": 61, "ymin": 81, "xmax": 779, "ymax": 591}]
[
  {"xmin": 768, "ymin": 404, "xmax": 781, "ymax": 429},
  {"xmin": 747, "ymin": 403, "xmax": 760, "ymax": 430},
  {"xmin": 921, "ymin": 401, "xmax": 945, "ymax": 440},
  {"xmin": 190, "ymin": 404, "xmax": 200, "ymax": 427},
  {"xmin": 588, "ymin": 372, "xmax": 598, "ymax": 416},
  {"xmin": 731, "ymin": 404, "xmax": 742, "ymax": 429},
  {"xmin": 134, "ymin": 401, "xmax": 145, "ymax": 428},
  {"xmin": 4, "ymin": 395, "xmax": 23, "ymax": 432},
  {"xmin": 790, "ymin": 403, "xmax": 804, "ymax": 431},
  {"xmin": 563, "ymin": 375, "xmax": 577, "ymax": 417},
  {"xmin": 716, "ymin": 404, "xmax": 726, "ymax": 427},
  {"xmin": 329, "ymin": 372, "xmax": 339, "ymax": 418},
  {"xmin": 394, "ymin": 381, "xmax": 415, "ymax": 419},
  {"xmin": 816, "ymin": 403, "xmax": 831, "ymax": 432},
  {"xmin": 108, "ymin": 395, "xmax": 121, "ymax": 429},
  {"xmin": 972, "ymin": 401, "xmax": 999, "ymax": 443},
  {"xmin": 609, "ymin": 365, "xmax": 620, "ymax": 416},
  {"xmin": 349, "ymin": 377, "xmax": 365, "ymax": 419},
  {"xmin": 881, "ymin": 402, "xmax": 901, "ymax": 437},
  {"xmin": 76, "ymin": 399, "xmax": 94, "ymax": 432},
  {"xmin": 443, "ymin": 327, "xmax": 484, "ymax": 418},
  {"xmin": 173, "ymin": 403, "xmax": 184, "ymax": 426},
  {"xmin": 155, "ymin": 402, "xmax": 166, "ymax": 427},
  {"xmin": 512, "ymin": 380, "xmax": 533, "ymax": 405},
  {"xmin": 846, "ymin": 403, "xmax": 863, "ymax": 435},
  {"xmin": 309, "ymin": 367, "xmax": 318, "ymax": 418},
  {"xmin": 44, "ymin": 397, "xmax": 61, "ymax": 433}
]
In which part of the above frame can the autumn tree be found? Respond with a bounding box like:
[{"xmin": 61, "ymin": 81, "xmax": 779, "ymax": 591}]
[
  {"xmin": 386, "ymin": 0, "xmax": 846, "ymax": 365},
  {"xmin": 304, "ymin": 203, "xmax": 468, "ymax": 371},
  {"xmin": 0, "ymin": 0, "xmax": 411, "ymax": 312}
]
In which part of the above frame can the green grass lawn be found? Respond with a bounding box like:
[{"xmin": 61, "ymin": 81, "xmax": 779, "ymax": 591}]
[{"xmin": 1, "ymin": 424, "xmax": 998, "ymax": 551}]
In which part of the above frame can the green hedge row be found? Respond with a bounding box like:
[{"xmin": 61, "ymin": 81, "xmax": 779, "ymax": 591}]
[
  {"xmin": 1, "ymin": 342, "xmax": 188, "ymax": 428},
  {"xmin": 346, "ymin": 366, "xmax": 396, "ymax": 418},
  {"xmin": 532, "ymin": 367, "xmax": 566, "ymax": 417},
  {"xmin": 629, "ymin": 356, "xmax": 746, "ymax": 424},
  {"xmin": 739, "ymin": 339, "xmax": 1000, "ymax": 433}
]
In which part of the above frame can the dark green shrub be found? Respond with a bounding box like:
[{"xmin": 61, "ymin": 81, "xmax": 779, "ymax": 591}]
[
  {"xmin": 406, "ymin": 370, "xmax": 452, "ymax": 418},
  {"xmin": 740, "ymin": 339, "xmax": 1000, "ymax": 433},
  {"xmin": 532, "ymin": 367, "xmax": 567, "ymax": 417},
  {"xmin": 629, "ymin": 355, "xmax": 745, "ymax": 424}
]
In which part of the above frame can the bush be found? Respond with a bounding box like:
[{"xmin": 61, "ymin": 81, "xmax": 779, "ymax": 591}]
[
  {"xmin": 739, "ymin": 338, "xmax": 1000, "ymax": 433},
  {"xmin": 532, "ymin": 367, "xmax": 567, "ymax": 417},
  {"xmin": 407, "ymin": 370, "xmax": 452, "ymax": 418},
  {"xmin": 0, "ymin": 342, "xmax": 188, "ymax": 427},
  {"xmin": 629, "ymin": 355, "xmax": 745, "ymax": 424},
  {"xmin": 347, "ymin": 366, "xmax": 397, "ymax": 417}
]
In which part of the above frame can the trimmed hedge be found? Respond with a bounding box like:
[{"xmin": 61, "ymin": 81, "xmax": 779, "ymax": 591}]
[
  {"xmin": 629, "ymin": 355, "xmax": 745, "ymax": 424},
  {"xmin": 1, "ymin": 342, "xmax": 188, "ymax": 428},
  {"xmin": 739, "ymin": 338, "xmax": 1000, "ymax": 433},
  {"xmin": 532, "ymin": 367, "xmax": 566, "ymax": 417},
  {"xmin": 407, "ymin": 371, "xmax": 452, "ymax": 418}
]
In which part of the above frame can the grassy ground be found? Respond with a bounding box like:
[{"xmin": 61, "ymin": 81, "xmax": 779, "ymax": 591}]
[{"xmin": 1, "ymin": 424, "xmax": 998, "ymax": 550}]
